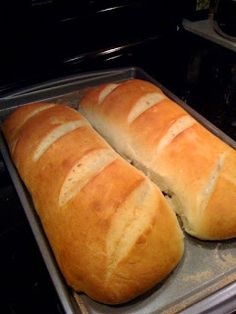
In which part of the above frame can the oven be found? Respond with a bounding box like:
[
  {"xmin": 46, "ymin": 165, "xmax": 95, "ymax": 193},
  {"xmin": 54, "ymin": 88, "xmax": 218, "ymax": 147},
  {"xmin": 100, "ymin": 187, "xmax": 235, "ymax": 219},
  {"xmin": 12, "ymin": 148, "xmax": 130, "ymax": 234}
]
[{"xmin": 0, "ymin": 1, "xmax": 236, "ymax": 314}]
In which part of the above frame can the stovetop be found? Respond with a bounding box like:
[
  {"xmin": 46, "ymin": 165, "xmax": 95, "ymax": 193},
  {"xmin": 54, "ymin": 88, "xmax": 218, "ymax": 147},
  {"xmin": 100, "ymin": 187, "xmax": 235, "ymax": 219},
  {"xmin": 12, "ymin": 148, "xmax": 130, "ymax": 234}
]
[{"xmin": 1, "ymin": 27, "xmax": 236, "ymax": 314}]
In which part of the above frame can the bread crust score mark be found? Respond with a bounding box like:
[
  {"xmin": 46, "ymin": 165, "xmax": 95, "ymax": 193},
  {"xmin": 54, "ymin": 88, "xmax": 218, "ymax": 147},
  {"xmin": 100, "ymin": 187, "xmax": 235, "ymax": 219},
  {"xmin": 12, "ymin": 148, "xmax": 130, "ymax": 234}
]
[
  {"xmin": 98, "ymin": 83, "xmax": 120, "ymax": 104},
  {"xmin": 33, "ymin": 120, "xmax": 88, "ymax": 161},
  {"xmin": 59, "ymin": 148, "xmax": 117, "ymax": 207},
  {"xmin": 128, "ymin": 92, "xmax": 166, "ymax": 124},
  {"xmin": 156, "ymin": 115, "xmax": 196, "ymax": 152},
  {"xmin": 5, "ymin": 103, "xmax": 56, "ymax": 154}
]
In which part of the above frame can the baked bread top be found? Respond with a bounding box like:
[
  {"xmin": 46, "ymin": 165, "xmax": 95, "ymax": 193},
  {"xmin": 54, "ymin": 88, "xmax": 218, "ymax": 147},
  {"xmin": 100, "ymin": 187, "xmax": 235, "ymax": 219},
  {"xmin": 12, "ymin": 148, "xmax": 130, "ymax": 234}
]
[
  {"xmin": 80, "ymin": 79, "xmax": 236, "ymax": 240},
  {"xmin": 2, "ymin": 103, "xmax": 184, "ymax": 304}
]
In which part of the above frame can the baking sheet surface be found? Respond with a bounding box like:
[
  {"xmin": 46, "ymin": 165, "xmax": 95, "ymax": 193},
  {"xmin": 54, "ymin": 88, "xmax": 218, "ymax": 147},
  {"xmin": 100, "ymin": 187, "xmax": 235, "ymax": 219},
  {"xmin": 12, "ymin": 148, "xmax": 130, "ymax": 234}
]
[{"xmin": 0, "ymin": 67, "xmax": 236, "ymax": 314}]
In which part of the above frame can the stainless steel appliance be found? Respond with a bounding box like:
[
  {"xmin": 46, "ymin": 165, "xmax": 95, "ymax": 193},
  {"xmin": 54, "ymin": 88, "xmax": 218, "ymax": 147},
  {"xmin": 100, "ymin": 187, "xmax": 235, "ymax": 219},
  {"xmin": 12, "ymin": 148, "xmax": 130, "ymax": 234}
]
[{"xmin": 214, "ymin": 0, "xmax": 236, "ymax": 41}]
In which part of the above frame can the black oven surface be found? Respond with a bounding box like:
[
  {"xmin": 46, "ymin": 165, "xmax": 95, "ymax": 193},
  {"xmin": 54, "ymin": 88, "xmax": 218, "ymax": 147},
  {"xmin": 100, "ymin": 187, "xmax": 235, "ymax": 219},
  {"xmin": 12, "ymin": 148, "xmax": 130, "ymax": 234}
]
[{"xmin": 1, "ymin": 1, "xmax": 236, "ymax": 313}]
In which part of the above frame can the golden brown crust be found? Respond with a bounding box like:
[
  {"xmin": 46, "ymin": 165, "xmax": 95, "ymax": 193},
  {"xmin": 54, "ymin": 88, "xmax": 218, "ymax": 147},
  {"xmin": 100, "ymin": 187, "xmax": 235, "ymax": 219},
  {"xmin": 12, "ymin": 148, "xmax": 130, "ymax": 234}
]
[
  {"xmin": 80, "ymin": 79, "xmax": 236, "ymax": 240},
  {"xmin": 2, "ymin": 102, "xmax": 184, "ymax": 304},
  {"xmin": 197, "ymin": 150, "xmax": 236, "ymax": 239},
  {"xmin": 58, "ymin": 161, "xmax": 183, "ymax": 304},
  {"xmin": 2, "ymin": 102, "xmax": 57, "ymax": 151}
]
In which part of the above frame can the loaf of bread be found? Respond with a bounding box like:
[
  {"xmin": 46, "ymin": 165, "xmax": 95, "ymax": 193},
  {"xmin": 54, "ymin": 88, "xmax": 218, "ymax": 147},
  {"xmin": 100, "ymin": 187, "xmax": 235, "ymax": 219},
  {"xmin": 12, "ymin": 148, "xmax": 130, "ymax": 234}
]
[
  {"xmin": 80, "ymin": 79, "xmax": 236, "ymax": 240},
  {"xmin": 2, "ymin": 103, "xmax": 184, "ymax": 304}
]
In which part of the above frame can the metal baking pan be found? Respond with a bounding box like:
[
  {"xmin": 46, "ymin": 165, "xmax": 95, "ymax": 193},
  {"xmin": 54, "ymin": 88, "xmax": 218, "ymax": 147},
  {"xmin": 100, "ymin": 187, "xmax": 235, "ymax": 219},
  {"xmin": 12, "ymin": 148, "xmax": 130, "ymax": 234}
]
[{"xmin": 0, "ymin": 67, "xmax": 236, "ymax": 314}]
